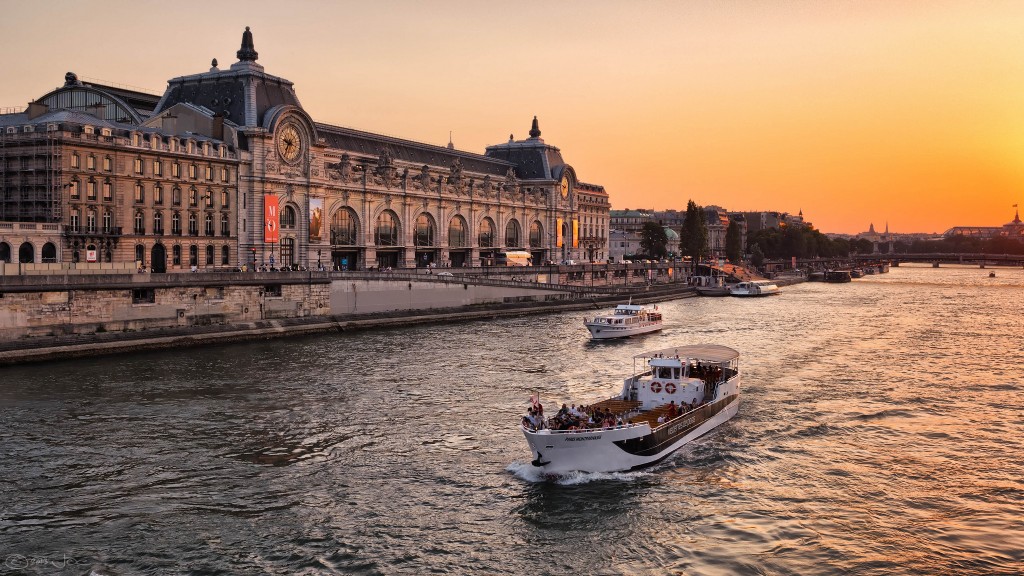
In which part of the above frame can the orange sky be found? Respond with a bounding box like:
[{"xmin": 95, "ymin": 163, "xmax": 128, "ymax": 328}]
[{"xmin": 2, "ymin": 1, "xmax": 1023, "ymax": 234}]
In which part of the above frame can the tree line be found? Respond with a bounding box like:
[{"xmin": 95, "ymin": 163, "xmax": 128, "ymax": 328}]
[{"xmin": 634, "ymin": 200, "xmax": 1024, "ymax": 263}]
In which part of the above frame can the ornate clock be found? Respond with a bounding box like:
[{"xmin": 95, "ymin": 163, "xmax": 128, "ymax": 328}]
[
  {"xmin": 560, "ymin": 175, "xmax": 570, "ymax": 198},
  {"xmin": 276, "ymin": 123, "xmax": 305, "ymax": 164}
]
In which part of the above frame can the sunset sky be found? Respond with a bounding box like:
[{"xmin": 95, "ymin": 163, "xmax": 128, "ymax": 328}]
[{"xmin": 2, "ymin": 1, "xmax": 1023, "ymax": 233}]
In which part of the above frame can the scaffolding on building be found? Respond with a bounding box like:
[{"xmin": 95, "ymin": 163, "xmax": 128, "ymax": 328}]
[{"xmin": 0, "ymin": 128, "xmax": 63, "ymax": 223}]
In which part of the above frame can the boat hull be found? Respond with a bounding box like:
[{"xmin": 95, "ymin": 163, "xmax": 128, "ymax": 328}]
[
  {"xmin": 585, "ymin": 321, "xmax": 663, "ymax": 339},
  {"xmin": 523, "ymin": 385, "xmax": 740, "ymax": 474},
  {"xmin": 695, "ymin": 286, "xmax": 730, "ymax": 297}
]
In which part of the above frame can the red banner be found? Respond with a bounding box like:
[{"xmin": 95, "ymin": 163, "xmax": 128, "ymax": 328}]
[{"xmin": 264, "ymin": 195, "xmax": 279, "ymax": 243}]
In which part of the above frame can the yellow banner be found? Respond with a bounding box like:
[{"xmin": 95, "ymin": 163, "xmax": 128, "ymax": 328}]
[{"xmin": 556, "ymin": 218, "xmax": 563, "ymax": 248}]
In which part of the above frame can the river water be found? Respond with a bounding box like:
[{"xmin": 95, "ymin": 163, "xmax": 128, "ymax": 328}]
[{"xmin": 1, "ymin": 264, "xmax": 1022, "ymax": 575}]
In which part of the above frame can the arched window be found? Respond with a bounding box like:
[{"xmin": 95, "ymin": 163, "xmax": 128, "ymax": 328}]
[
  {"xmin": 154, "ymin": 211, "xmax": 163, "ymax": 234},
  {"xmin": 42, "ymin": 243, "xmax": 57, "ymax": 263},
  {"xmin": 414, "ymin": 214, "xmax": 435, "ymax": 247},
  {"xmin": 530, "ymin": 221, "xmax": 544, "ymax": 247},
  {"xmin": 281, "ymin": 205, "xmax": 297, "ymax": 229},
  {"xmin": 0, "ymin": 242, "xmax": 10, "ymax": 263},
  {"xmin": 172, "ymin": 212, "xmax": 181, "ymax": 234},
  {"xmin": 135, "ymin": 244, "xmax": 145, "ymax": 264},
  {"xmin": 220, "ymin": 213, "xmax": 230, "ymax": 236},
  {"xmin": 375, "ymin": 211, "xmax": 399, "ymax": 246},
  {"xmin": 331, "ymin": 208, "xmax": 358, "ymax": 245},
  {"xmin": 478, "ymin": 218, "xmax": 495, "ymax": 248},
  {"xmin": 18, "ymin": 242, "xmax": 33, "ymax": 263},
  {"xmin": 86, "ymin": 210, "xmax": 97, "ymax": 233},
  {"xmin": 205, "ymin": 245, "xmax": 214, "ymax": 265},
  {"xmin": 448, "ymin": 216, "xmax": 467, "ymax": 248},
  {"xmin": 205, "ymin": 213, "xmax": 214, "ymax": 236},
  {"xmin": 505, "ymin": 219, "xmax": 521, "ymax": 248},
  {"xmin": 102, "ymin": 210, "xmax": 112, "ymax": 233},
  {"xmin": 188, "ymin": 212, "xmax": 198, "ymax": 235},
  {"xmin": 135, "ymin": 211, "xmax": 145, "ymax": 234},
  {"xmin": 172, "ymin": 244, "xmax": 182, "ymax": 265},
  {"xmin": 221, "ymin": 245, "xmax": 230, "ymax": 265},
  {"xmin": 189, "ymin": 245, "xmax": 198, "ymax": 266}
]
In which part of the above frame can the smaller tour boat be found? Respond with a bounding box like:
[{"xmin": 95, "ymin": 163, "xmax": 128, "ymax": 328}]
[
  {"xmin": 584, "ymin": 303, "xmax": 663, "ymax": 340},
  {"xmin": 520, "ymin": 344, "xmax": 741, "ymax": 474},
  {"xmin": 728, "ymin": 280, "xmax": 780, "ymax": 297},
  {"xmin": 824, "ymin": 270, "xmax": 852, "ymax": 283}
]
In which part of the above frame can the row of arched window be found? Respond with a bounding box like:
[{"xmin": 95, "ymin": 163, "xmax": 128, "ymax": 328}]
[
  {"xmin": 0, "ymin": 241, "xmax": 58, "ymax": 264},
  {"xmin": 325, "ymin": 208, "xmax": 545, "ymax": 248}
]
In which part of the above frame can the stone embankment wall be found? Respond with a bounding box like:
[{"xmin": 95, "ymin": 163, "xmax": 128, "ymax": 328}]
[{"xmin": 0, "ymin": 272, "xmax": 576, "ymax": 341}]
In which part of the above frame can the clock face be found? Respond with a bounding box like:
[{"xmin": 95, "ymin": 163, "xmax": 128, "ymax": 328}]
[
  {"xmin": 277, "ymin": 124, "xmax": 304, "ymax": 163},
  {"xmin": 560, "ymin": 176, "xmax": 570, "ymax": 198}
]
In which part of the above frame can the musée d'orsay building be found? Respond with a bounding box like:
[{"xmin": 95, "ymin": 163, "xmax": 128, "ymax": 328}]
[{"xmin": 0, "ymin": 28, "xmax": 610, "ymax": 272}]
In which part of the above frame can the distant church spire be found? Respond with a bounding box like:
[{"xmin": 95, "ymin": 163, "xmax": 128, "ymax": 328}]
[
  {"xmin": 237, "ymin": 26, "xmax": 258, "ymax": 62},
  {"xmin": 868, "ymin": 222, "xmax": 876, "ymax": 233},
  {"xmin": 529, "ymin": 116, "xmax": 541, "ymax": 138}
]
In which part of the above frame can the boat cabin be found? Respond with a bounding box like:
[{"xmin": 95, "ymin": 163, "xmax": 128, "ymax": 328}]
[{"xmin": 622, "ymin": 345, "xmax": 740, "ymax": 411}]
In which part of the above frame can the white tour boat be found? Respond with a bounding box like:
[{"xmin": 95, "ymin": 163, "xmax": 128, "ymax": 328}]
[
  {"xmin": 728, "ymin": 280, "xmax": 780, "ymax": 297},
  {"xmin": 520, "ymin": 344, "xmax": 741, "ymax": 474},
  {"xmin": 584, "ymin": 303, "xmax": 663, "ymax": 340}
]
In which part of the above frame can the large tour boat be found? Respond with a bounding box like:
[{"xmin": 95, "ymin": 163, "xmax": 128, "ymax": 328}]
[
  {"xmin": 728, "ymin": 280, "xmax": 780, "ymax": 297},
  {"xmin": 520, "ymin": 344, "xmax": 741, "ymax": 474},
  {"xmin": 584, "ymin": 304, "xmax": 663, "ymax": 339}
]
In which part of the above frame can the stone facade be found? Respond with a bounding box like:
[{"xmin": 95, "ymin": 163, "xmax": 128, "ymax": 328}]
[{"xmin": 0, "ymin": 28, "xmax": 610, "ymax": 273}]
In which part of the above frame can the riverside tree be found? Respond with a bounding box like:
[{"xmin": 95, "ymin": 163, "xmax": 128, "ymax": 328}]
[
  {"xmin": 725, "ymin": 219, "xmax": 743, "ymax": 263},
  {"xmin": 640, "ymin": 221, "xmax": 669, "ymax": 259},
  {"xmin": 679, "ymin": 200, "xmax": 709, "ymax": 262}
]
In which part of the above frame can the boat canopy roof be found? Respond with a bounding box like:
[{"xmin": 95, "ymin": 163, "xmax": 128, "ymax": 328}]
[
  {"xmin": 635, "ymin": 344, "xmax": 740, "ymax": 363},
  {"xmin": 614, "ymin": 304, "xmax": 646, "ymax": 311}
]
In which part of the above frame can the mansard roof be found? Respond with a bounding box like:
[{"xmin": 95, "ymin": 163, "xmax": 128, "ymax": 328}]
[
  {"xmin": 152, "ymin": 28, "xmax": 301, "ymax": 128},
  {"xmin": 484, "ymin": 118, "xmax": 568, "ymax": 180}
]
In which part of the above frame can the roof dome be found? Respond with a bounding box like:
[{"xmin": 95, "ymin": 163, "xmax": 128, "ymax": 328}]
[{"xmin": 664, "ymin": 227, "xmax": 679, "ymax": 240}]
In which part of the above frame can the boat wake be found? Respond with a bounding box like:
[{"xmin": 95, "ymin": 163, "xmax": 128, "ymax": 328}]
[{"xmin": 506, "ymin": 461, "xmax": 649, "ymax": 485}]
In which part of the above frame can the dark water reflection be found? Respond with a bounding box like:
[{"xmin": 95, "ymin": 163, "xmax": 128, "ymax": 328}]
[{"xmin": 1, "ymin": 264, "xmax": 1022, "ymax": 575}]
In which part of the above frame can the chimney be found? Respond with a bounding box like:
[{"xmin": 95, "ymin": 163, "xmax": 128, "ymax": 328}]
[
  {"xmin": 85, "ymin": 103, "xmax": 106, "ymax": 119},
  {"xmin": 212, "ymin": 113, "xmax": 224, "ymax": 141},
  {"xmin": 161, "ymin": 113, "xmax": 177, "ymax": 133},
  {"xmin": 26, "ymin": 101, "xmax": 49, "ymax": 120}
]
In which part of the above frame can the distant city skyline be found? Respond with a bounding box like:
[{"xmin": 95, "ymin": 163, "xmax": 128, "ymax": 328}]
[{"xmin": 2, "ymin": 1, "xmax": 1023, "ymax": 234}]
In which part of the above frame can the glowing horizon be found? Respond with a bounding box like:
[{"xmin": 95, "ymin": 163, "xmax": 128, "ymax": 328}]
[{"xmin": 1, "ymin": 1, "xmax": 1022, "ymax": 234}]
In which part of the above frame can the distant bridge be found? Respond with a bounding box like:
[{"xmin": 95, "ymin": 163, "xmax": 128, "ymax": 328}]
[{"xmin": 787, "ymin": 253, "xmax": 1024, "ymax": 269}]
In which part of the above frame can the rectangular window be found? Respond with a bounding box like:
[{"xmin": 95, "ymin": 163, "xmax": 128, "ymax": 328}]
[
  {"xmin": 69, "ymin": 181, "xmax": 80, "ymax": 199},
  {"xmin": 132, "ymin": 288, "xmax": 156, "ymax": 304},
  {"xmin": 153, "ymin": 160, "xmax": 162, "ymax": 176},
  {"xmin": 134, "ymin": 183, "xmax": 144, "ymax": 204},
  {"xmin": 103, "ymin": 157, "xmax": 112, "ymax": 171},
  {"xmin": 134, "ymin": 158, "xmax": 143, "ymax": 175},
  {"xmin": 87, "ymin": 181, "xmax": 97, "ymax": 200},
  {"xmin": 103, "ymin": 182, "xmax": 112, "ymax": 202},
  {"xmin": 264, "ymin": 285, "xmax": 282, "ymax": 297},
  {"xmin": 154, "ymin": 186, "xmax": 163, "ymax": 205},
  {"xmin": 87, "ymin": 155, "xmax": 96, "ymax": 170},
  {"xmin": 205, "ymin": 166, "xmax": 213, "ymax": 180},
  {"xmin": 189, "ymin": 164, "xmax": 197, "ymax": 179},
  {"xmin": 172, "ymin": 163, "xmax": 180, "ymax": 178},
  {"xmin": 220, "ymin": 190, "xmax": 229, "ymax": 208},
  {"xmin": 221, "ymin": 167, "xmax": 229, "ymax": 182},
  {"xmin": 71, "ymin": 154, "xmax": 80, "ymax": 169}
]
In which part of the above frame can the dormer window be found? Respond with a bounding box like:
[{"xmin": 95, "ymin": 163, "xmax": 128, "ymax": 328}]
[
  {"xmin": 84, "ymin": 126, "xmax": 95, "ymax": 135},
  {"xmin": 100, "ymin": 128, "xmax": 112, "ymax": 137},
  {"xmin": 23, "ymin": 125, "xmax": 34, "ymax": 133}
]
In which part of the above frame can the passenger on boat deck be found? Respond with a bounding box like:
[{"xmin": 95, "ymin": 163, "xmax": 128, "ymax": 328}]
[
  {"xmin": 667, "ymin": 401, "xmax": 678, "ymax": 419},
  {"xmin": 558, "ymin": 404, "xmax": 569, "ymax": 417},
  {"xmin": 657, "ymin": 414, "xmax": 666, "ymax": 424}
]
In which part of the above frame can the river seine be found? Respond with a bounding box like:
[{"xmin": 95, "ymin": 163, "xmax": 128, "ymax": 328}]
[{"xmin": 1, "ymin": 264, "xmax": 1022, "ymax": 575}]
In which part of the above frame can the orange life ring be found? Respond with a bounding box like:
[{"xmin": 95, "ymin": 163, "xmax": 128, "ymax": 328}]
[
  {"xmin": 665, "ymin": 382, "xmax": 677, "ymax": 394},
  {"xmin": 650, "ymin": 381, "xmax": 662, "ymax": 393}
]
